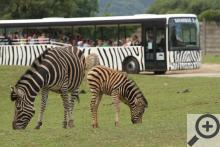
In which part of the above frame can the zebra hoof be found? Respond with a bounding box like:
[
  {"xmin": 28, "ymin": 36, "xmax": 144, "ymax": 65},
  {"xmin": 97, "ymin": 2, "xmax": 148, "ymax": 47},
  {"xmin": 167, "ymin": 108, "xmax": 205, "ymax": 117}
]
[
  {"xmin": 35, "ymin": 122, "xmax": 42, "ymax": 129},
  {"xmin": 92, "ymin": 123, "xmax": 99, "ymax": 128},
  {"xmin": 63, "ymin": 121, "xmax": 68, "ymax": 129},
  {"xmin": 68, "ymin": 120, "xmax": 74, "ymax": 128},
  {"xmin": 115, "ymin": 121, "xmax": 119, "ymax": 127},
  {"xmin": 79, "ymin": 90, "xmax": 86, "ymax": 94}
]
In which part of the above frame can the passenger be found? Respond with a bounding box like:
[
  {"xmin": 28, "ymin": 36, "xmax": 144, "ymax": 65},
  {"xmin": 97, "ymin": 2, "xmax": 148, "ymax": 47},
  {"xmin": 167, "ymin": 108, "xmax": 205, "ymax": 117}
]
[
  {"xmin": 71, "ymin": 39, "xmax": 77, "ymax": 46},
  {"xmin": 119, "ymin": 38, "xmax": 125, "ymax": 46},
  {"xmin": 123, "ymin": 37, "xmax": 131, "ymax": 47},
  {"xmin": 19, "ymin": 36, "xmax": 26, "ymax": 45},
  {"xmin": 131, "ymin": 35, "xmax": 140, "ymax": 46},
  {"xmin": 96, "ymin": 39, "xmax": 103, "ymax": 47},
  {"xmin": 77, "ymin": 40, "xmax": 83, "ymax": 47},
  {"xmin": 89, "ymin": 40, "xmax": 95, "ymax": 47},
  {"xmin": 108, "ymin": 39, "xmax": 113, "ymax": 46},
  {"xmin": 83, "ymin": 39, "xmax": 91, "ymax": 47},
  {"xmin": 29, "ymin": 33, "xmax": 37, "ymax": 45},
  {"xmin": 38, "ymin": 33, "xmax": 46, "ymax": 44},
  {"xmin": 157, "ymin": 37, "xmax": 165, "ymax": 51},
  {"xmin": 12, "ymin": 32, "xmax": 19, "ymax": 43},
  {"xmin": 102, "ymin": 40, "xmax": 109, "ymax": 47}
]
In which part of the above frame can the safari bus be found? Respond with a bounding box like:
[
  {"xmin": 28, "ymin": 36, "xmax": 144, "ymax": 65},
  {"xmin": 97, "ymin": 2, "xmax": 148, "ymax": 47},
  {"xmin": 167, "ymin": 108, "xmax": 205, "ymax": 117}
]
[{"xmin": 0, "ymin": 14, "xmax": 201, "ymax": 74}]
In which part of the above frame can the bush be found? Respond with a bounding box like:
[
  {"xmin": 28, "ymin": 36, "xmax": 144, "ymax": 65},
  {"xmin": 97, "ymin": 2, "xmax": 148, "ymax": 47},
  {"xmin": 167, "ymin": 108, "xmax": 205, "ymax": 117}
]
[{"xmin": 199, "ymin": 9, "xmax": 220, "ymax": 22}]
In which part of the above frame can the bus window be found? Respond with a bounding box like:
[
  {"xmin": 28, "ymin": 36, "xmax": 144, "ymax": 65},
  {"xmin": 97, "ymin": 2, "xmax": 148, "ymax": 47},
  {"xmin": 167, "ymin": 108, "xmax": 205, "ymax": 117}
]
[
  {"xmin": 119, "ymin": 24, "xmax": 141, "ymax": 46},
  {"xmin": 0, "ymin": 28, "xmax": 5, "ymax": 45},
  {"xmin": 95, "ymin": 25, "xmax": 118, "ymax": 46},
  {"xmin": 0, "ymin": 28, "xmax": 4, "ymax": 37},
  {"xmin": 49, "ymin": 26, "xmax": 73, "ymax": 43},
  {"xmin": 156, "ymin": 28, "xmax": 166, "ymax": 52},
  {"xmin": 145, "ymin": 28, "xmax": 154, "ymax": 51},
  {"xmin": 169, "ymin": 18, "xmax": 199, "ymax": 49},
  {"xmin": 69, "ymin": 25, "xmax": 95, "ymax": 46},
  {"xmin": 21, "ymin": 26, "xmax": 50, "ymax": 44},
  {"xmin": 4, "ymin": 27, "xmax": 26, "ymax": 45}
]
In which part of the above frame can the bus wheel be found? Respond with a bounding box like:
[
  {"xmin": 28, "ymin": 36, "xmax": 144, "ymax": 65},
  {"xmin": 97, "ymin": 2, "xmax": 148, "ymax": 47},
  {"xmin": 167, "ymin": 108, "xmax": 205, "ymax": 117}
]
[
  {"xmin": 123, "ymin": 57, "xmax": 140, "ymax": 74},
  {"xmin": 154, "ymin": 71, "xmax": 166, "ymax": 74}
]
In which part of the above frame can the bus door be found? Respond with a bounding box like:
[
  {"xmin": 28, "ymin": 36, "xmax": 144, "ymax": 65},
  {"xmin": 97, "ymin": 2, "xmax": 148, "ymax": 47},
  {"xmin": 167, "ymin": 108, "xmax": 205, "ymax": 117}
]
[{"xmin": 144, "ymin": 21, "xmax": 167, "ymax": 73}]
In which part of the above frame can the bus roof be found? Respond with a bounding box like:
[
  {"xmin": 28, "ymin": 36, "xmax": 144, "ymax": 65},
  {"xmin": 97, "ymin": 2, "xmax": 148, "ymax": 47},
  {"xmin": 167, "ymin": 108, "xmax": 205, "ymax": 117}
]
[{"xmin": 0, "ymin": 14, "xmax": 197, "ymax": 27}]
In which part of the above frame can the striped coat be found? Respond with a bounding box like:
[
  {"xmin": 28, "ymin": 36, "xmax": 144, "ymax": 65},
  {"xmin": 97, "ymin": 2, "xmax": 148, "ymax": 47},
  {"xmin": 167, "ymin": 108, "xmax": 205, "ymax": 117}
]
[
  {"xmin": 10, "ymin": 46, "xmax": 85, "ymax": 129},
  {"xmin": 87, "ymin": 65, "xmax": 148, "ymax": 128}
]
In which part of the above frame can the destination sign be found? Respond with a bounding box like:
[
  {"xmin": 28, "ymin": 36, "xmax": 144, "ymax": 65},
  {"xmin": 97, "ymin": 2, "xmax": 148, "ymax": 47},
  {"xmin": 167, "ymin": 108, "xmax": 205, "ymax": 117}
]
[{"xmin": 174, "ymin": 18, "xmax": 196, "ymax": 23}]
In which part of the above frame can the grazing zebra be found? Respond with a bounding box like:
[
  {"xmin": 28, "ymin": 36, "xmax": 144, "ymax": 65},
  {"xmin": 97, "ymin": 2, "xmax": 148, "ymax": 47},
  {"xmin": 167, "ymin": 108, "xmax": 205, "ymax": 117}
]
[
  {"xmin": 10, "ymin": 46, "xmax": 85, "ymax": 129},
  {"xmin": 85, "ymin": 53, "xmax": 100, "ymax": 70},
  {"xmin": 78, "ymin": 53, "xmax": 100, "ymax": 94},
  {"xmin": 87, "ymin": 65, "xmax": 148, "ymax": 128}
]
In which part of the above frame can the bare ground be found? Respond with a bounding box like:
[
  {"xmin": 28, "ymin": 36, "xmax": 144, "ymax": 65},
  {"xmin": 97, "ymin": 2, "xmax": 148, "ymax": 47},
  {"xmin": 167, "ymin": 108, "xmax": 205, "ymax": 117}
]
[{"xmin": 164, "ymin": 64, "xmax": 220, "ymax": 77}]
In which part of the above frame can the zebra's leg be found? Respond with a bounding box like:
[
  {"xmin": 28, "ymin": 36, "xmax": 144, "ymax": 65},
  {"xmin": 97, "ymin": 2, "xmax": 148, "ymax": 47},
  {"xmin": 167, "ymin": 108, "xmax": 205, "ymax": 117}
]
[
  {"xmin": 90, "ymin": 92, "xmax": 102, "ymax": 128},
  {"xmin": 61, "ymin": 90, "xmax": 70, "ymax": 129},
  {"xmin": 112, "ymin": 93, "xmax": 120, "ymax": 127},
  {"xmin": 68, "ymin": 89, "xmax": 79, "ymax": 128},
  {"xmin": 35, "ymin": 88, "xmax": 49, "ymax": 129}
]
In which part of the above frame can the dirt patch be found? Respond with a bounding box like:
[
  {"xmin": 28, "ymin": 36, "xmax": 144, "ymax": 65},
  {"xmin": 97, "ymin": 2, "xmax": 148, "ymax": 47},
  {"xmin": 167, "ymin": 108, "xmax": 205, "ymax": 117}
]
[
  {"xmin": 167, "ymin": 64, "xmax": 220, "ymax": 74},
  {"xmin": 162, "ymin": 64, "xmax": 220, "ymax": 77}
]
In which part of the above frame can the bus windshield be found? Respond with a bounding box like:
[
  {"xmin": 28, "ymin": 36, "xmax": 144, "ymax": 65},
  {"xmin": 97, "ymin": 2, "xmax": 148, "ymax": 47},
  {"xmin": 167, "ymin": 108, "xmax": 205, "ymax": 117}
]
[{"xmin": 169, "ymin": 18, "xmax": 199, "ymax": 49}]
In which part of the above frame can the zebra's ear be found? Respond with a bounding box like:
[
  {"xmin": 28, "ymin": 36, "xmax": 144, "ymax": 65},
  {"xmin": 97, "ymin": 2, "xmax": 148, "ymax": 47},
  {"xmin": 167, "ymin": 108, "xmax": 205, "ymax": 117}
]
[
  {"xmin": 16, "ymin": 89, "xmax": 24, "ymax": 98},
  {"xmin": 135, "ymin": 98, "xmax": 142, "ymax": 106},
  {"xmin": 143, "ymin": 97, "xmax": 148, "ymax": 108},
  {"xmin": 10, "ymin": 86, "xmax": 13, "ymax": 92},
  {"xmin": 135, "ymin": 98, "xmax": 148, "ymax": 108},
  {"xmin": 122, "ymin": 72, "xmax": 128, "ymax": 77},
  {"xmin": 10, "ymin": 86, "xmax": 17, "ymax": 101},
  {"xmin": 12, "ymin": 87, "xmax": 24, "ymax": 98}
]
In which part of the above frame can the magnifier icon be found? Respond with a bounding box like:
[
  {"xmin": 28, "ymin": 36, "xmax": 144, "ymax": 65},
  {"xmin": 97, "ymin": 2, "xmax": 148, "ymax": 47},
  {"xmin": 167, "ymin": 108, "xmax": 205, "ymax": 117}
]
[{"xmin": 188, "ymin": 114, "xmax": 220, "ymax": 146}]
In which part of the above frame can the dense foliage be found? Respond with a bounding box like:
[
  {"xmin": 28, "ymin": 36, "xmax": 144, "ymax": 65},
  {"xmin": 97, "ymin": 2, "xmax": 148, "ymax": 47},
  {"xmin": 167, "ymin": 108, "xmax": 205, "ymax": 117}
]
[
  {"xmin": 0, "ymin": 0, "xmax": 98, "ymax": 19},
  {"xmin": 97, "ymin": 0, "xmax": 154, "ymax": 16},
  {"xmin": 199, "ymin": 10, "xmax": 220, "ymax": 22},
  {"xmin": 1, "ymin": 0, "xmax": 220, "ymax": 21},
  {"xmin": 147, "ymin": 0, "xmax": 220, "ymax": 21}
]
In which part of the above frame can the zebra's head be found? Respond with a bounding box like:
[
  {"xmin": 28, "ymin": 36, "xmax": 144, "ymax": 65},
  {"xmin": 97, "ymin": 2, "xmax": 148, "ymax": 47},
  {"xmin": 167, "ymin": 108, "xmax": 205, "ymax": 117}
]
[
  {"xmin": 10, "ymin": 86, "xmax": 35, "ymax": 130},
  {"xmin": 124, "ymin": 79, "xmax": 148, "ymax": 124},
  {"xmin": 130, "ymin": 95, "xmax": 148, "ymax": 124}
]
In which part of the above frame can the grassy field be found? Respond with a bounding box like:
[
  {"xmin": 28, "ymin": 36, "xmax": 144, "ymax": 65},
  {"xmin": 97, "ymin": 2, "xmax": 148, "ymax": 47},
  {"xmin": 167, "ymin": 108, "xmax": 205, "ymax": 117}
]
[
  {"xmin": 202, "ymin": 54, "xmax": 220, "ymax": 64},
  {"xmin": 0, "ymin": 66, "xmax": 220, "ymax": 147}
]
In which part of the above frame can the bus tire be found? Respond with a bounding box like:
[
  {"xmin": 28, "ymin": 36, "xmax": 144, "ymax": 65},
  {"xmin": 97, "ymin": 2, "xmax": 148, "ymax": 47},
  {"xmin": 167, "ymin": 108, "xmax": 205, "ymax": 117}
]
[
  {"xmin": 154, "ymin": 71, "xmax": 166, "ymax": 74},
  {"xmin": 122, "ymin": 57, "xmax": 140, "ymax": 74}
]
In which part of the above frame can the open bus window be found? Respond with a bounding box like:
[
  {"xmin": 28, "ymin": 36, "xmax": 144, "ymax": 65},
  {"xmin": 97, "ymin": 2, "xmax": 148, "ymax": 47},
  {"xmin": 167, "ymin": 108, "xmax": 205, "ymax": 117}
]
[
  {"xmin": 156, "ymin": 28, "xmax": 166, "ymax": 52},
  {"xmin": 145, "ymin": 28, "xmax": 154, "ymax": 50},
  {"xmin": 95, "ymin": 25, "xmax": 118, "ymax": 46},
  {"xmin": 1, "ymin": 23, "xmax": 142, "ymax": 47},
  {"xmin": 169, "ymin": 18, "xmax": 199, "ymax": 49},
  {"xmin": 119, "ymin": 24, "xmax": 141, "ymax": 46}
]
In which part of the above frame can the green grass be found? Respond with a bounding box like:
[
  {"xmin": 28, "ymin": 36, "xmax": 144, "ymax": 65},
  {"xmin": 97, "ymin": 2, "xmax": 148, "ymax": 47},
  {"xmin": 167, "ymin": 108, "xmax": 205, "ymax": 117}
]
[
  {"xmin": 1, "ymin": 66, "xmax": 220, "ymax": 147},
  {"xmin": 203, "ymin": 54, "xmax": 220, "ymax": 64}
]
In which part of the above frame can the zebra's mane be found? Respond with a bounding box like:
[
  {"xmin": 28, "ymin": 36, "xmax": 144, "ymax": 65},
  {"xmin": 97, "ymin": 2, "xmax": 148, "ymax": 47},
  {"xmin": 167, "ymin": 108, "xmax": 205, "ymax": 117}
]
[
  {"xmin": 31, "ymin": 47, "xmax": 52, "ymax": 68},
  {"xmin": 16, "ymin": 46, "xmax": 84, "ymax": 86},
  {"xmin": 16, "ymin": 48, "xmax": 52, "ymax": 87},
  {"xmin": 127, "ymin": 79, "xmax": 147, "ymax": 106}
]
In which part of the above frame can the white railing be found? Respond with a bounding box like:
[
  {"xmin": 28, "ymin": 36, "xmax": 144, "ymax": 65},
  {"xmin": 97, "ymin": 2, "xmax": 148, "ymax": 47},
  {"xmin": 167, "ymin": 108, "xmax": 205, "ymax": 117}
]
[
  {"xmin": 50, "ymin": 41, "xmax": 72, "ymax": 47},
  {"xmin": 11, "ymin": 38, "xmax": 51, "ymax": 45},
  {"xmin": 0, "ymin": 38, "xmax": 72, "ymax": 46}
]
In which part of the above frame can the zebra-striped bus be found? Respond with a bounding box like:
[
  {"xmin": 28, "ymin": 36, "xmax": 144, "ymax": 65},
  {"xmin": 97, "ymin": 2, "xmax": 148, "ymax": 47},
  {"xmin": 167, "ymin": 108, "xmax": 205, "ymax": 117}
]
[{"xmin": 0, "ymin": 14, "xmax": 201, "ymax": 74}]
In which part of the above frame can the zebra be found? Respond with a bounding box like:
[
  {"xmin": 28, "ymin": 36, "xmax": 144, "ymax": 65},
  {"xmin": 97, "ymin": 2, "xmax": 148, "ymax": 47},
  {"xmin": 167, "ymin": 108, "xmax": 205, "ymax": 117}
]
[
  {"xmin": 79, "ymin": 53, "xmax": 100, "ymax": 94},
  {"xmin": 85, "ymin": 53, "xmax": 100, "ymax": 70},
  {"xmin": 87, "ymin": 65, "xmax": 148, "ymax": 128},
  {"xmin": 10, "ymin": 46, "xmax": 85, "ymax": 129}
]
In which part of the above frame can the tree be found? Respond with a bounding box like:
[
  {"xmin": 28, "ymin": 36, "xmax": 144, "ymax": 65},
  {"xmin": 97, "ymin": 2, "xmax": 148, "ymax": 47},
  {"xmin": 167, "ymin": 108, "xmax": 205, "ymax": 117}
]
[
  {"xmin": 147, "ymin": 0, "xmax": 220, "ymax": 21},
  {"xmin": 200, "ymin": 10, "xmax": 220, "ymax": 22},
  {"xmin": 0, "ymin": 0, "xmax": 98, "ymax": 19}
]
